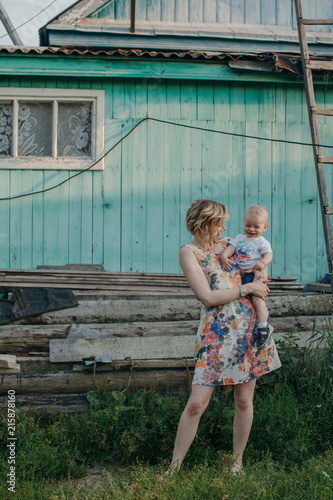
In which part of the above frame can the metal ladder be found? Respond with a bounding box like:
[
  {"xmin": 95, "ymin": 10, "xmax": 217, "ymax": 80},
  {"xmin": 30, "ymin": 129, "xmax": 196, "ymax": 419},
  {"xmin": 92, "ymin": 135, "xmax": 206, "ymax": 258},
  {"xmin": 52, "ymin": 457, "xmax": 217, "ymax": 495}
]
[{"xmin": 294, "ymin": 0, "xmax": 333, "ymax": 293}]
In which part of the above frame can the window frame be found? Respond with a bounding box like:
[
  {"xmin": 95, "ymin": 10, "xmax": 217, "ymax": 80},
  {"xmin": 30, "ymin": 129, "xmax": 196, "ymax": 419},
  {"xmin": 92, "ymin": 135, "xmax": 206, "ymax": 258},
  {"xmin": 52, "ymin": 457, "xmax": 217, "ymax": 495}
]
[{"xmin": 0, "ymin": 88, "xmax": 105, "ymax": 170}]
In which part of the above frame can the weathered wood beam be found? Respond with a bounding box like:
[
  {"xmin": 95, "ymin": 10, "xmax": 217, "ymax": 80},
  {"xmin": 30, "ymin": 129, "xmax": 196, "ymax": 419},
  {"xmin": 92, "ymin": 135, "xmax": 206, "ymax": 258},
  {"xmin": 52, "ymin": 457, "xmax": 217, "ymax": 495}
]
[
  {"xmin": 0, "ymin": 369, "xmax": 192, "ymax": 393},
  {"xmin": 0, "ymin": 55, "xmax": 306, "ymax": 83}
]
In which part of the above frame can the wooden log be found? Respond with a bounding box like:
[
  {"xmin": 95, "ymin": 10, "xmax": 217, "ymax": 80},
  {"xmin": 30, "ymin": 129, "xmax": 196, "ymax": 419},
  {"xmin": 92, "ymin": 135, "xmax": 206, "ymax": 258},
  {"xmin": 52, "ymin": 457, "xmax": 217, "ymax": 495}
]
[
  {"xmin": 0, "ymin": 316, "xmax": 332, "ymax": 355},
  {"xmin": 10, "ymin": 294, "xmax": 331, "ymax": 325},
  {"xmin": 306, "ymin": 283, "xmax": 331, "ymax": 293},
  {"xmin": 0, "ymin": 369, "xmax": 192, "ymax": 393},
  {"xmin": 50, "ymin": 336, "xmax": 196, "ymax": 363},
  {"xmin": 0, "ymin": 393, "xmax": 91, "ymax": 415}
]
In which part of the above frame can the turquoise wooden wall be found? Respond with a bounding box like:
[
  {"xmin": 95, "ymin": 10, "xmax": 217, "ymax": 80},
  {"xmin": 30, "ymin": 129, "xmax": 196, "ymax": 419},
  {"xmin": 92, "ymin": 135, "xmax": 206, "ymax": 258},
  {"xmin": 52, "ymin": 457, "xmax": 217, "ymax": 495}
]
[
  {"xmin": 89, "ymin": 0, "xmax": 333, "ymax": 32},
  {"xmin": 0, "ymin": 74, "xmax": 332, "ymax": 284}
]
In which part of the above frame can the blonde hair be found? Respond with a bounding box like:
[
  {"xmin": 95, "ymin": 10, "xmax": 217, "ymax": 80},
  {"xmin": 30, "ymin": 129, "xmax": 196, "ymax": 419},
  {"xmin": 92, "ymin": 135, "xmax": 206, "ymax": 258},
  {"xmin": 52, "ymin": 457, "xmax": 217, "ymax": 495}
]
[
  {"xmin": 244, "ymin": 205, "xmax": 269, "ymax": 225},
  {"xmin": 186, "ymin": 199, "xmax": 229, "ymax": 246}
]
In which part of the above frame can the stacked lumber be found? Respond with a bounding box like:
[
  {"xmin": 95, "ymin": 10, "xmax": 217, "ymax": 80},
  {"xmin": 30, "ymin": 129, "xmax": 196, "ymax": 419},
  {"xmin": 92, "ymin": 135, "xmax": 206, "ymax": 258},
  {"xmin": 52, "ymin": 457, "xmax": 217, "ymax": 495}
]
[
  {"xmin": 0, "ymin": 267, "xmax": 304, "ymax": 292},
  {"xmin": 0, "ymin": 267, "xmax": 331, "ymax": 415}
]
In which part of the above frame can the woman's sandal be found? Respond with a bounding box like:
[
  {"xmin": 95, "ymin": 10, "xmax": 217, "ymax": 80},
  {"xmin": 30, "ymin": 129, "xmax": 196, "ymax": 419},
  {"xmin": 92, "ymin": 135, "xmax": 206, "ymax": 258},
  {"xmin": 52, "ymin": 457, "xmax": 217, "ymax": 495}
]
[
  {"xmin": 157, "ymin": 461, "xmax": 179, "ymax": 481},
  {"xmin": 230, "ymin": 464, "xmax": 243, "ymax": 476}
]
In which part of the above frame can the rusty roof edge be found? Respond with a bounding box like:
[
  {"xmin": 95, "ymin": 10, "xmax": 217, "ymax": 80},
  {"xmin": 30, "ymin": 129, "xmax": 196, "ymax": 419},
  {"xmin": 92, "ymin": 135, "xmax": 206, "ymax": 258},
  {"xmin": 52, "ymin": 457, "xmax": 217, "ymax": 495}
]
[{"xmin": 0, "ymin": 45, "xmax": 302, "ymax": 63}]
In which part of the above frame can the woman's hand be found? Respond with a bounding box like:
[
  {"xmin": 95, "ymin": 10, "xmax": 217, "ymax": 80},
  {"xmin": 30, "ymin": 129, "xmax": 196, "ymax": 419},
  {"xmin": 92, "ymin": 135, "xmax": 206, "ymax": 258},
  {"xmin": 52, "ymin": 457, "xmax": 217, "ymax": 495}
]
[{"xmin": 244, "ymin": 280, "xmax": 270, "ymax": 300}]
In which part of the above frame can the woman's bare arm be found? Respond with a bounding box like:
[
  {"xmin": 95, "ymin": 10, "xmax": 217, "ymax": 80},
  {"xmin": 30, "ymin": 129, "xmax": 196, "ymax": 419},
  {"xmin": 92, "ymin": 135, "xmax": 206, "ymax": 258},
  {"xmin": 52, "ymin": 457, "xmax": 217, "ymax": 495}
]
[{"xmin": 179, "ymin": 246, "xmax": 269, "ymax": 308}]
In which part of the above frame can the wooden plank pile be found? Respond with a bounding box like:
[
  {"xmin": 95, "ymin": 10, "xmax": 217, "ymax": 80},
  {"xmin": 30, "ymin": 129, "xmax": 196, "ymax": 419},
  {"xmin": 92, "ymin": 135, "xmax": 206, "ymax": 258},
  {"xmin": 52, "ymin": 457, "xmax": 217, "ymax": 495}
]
[
  {"xmin": 0, "ymin": 265, "xmax": 304, "ymax": 292},
  {"xmin": 0, "ymin": 267, "xmax": 331, "ymax": 415}
]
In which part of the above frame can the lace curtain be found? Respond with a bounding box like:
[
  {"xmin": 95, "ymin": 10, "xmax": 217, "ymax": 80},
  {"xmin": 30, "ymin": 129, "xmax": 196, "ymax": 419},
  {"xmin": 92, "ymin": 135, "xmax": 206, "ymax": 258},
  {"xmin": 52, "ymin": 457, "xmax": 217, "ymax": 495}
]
[
  {"xmin": 58, "ymin": 103, "xmax": 92, "ymax": 157},
  {"xmin": 18, "ymin": 102, "xmax": 52, "ymax": 156},
  {"xmin": 0, "ymin": 103, "xmax": 13, "ymax": 157},
  {"xmin": 0, "ymin": 101, "xmax": 92, "ymax": 158}
]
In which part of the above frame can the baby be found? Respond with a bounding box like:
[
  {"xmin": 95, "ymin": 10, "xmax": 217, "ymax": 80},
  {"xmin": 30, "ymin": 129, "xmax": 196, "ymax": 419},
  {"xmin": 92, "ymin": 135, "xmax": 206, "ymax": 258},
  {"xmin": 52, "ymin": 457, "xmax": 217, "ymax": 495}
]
[{"xmin": 220, "ymin": 205, "xmax": 273, "ymax": 348}]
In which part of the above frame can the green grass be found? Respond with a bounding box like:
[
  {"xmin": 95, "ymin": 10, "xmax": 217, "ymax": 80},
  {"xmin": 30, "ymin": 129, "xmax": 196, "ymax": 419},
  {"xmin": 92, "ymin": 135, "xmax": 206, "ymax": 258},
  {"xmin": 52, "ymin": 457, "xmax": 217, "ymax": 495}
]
[
  {"xmin": 0, "ymin": 327, "xmax": 332, "ymax": 499},
  {"xmin": 0, "ymin": 451, "xmax": 333, "ymax": 500}
]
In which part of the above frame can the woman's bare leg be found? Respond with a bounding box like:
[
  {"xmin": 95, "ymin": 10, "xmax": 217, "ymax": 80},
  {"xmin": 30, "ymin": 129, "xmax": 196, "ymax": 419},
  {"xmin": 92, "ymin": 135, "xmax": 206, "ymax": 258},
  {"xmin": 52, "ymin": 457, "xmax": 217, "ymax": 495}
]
[
  {"xmin": 170, "ymin": 384, "xmax": 215, "ymax": 470},
  {"xmin": 232, "ymin": 378, "xmax": 256, "ymax": 468}
]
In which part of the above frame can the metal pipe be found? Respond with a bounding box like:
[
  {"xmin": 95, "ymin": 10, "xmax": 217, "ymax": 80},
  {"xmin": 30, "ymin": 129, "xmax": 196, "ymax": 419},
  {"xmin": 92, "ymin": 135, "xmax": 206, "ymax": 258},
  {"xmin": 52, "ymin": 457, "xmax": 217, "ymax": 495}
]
[
  {"xmin": 130, "ymin": 0, "xmax": 136, "ymax": 33},
  {"xmin": 0, "ymin": 1, "xmax": 22, "ymax": 45}
]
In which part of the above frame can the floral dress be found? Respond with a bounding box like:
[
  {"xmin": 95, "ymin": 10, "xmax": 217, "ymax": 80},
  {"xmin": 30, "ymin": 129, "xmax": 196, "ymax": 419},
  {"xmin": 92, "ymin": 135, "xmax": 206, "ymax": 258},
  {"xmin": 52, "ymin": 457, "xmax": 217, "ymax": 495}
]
[{"xmin": 186, "ymin": 238, "xmax": 281, "ymax": 386}]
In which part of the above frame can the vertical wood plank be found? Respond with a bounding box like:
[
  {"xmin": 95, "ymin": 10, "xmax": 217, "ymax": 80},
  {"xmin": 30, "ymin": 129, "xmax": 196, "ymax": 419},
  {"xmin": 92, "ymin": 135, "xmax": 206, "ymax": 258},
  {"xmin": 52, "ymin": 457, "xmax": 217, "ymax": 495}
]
[
  {"xmin": 43, "ymin": 171, "xmax": 59, "ymax": 266},
  {"xmin": 201, "ymin": 127, "xmax": 213, "ymax": 199},
  {"xmin": 258, "ymin": 122, "xmax": 272, "ymax": 252},
  {"xmin": 136, "ymin": 0, "xmax": 147, "ymax": 20},
  {"xmin": 189, "ymin": 0, "xmax": 204, "ymax": 22},
  {"xmin": 227, "ymin": 122, "xmax": 245, "ymax": 238},
  {"xmin": 300, "ymin": 123, "xmax": 318, "ymax": 284},
  {"xmin": 113, "ymin": 79, "xmax": 126, "ymax": 119},
  {"xmin": 245, "ymin": 0, "xmax": 260, "ymax": 24},
  {"xmin": 204, "ymin": 0, "xmax": 217, "ymax": 22},
  {"xmin": 148, "ymin": 79, "xmax": 166, "ymax": 119},
  {"xmin": 146, "ymin": 118, "xmax": 163, "ymax": 272},
  {"xmin": 180, "ymin": 81, "xmax": 197, "ymax": 121},
  {"xmin": 230, "ymin": 0, "xmax": 244, "ymax": 23},
  {"xmin": 9, "ymin": 172, "xmax": 22, "ymax": 268},
  {"xmin": 175, "ymin": 0, "xmax": 189, "ymax": 21},
  {"xmin": 166, "ymin": 81, "xmax": 181, "ymax": 120},
  {"xmin": 92, "ymin": 172, "xmax": 104, "ymax": 265},
  {"xmin": 197, "ymin": 81, "xmax": 214, "ymax": 121},
  {"xmin": 275, "ymin": 84, "xmax": 286, "ymax": 124},
  {"xmin": 211, "ymin": 121, "xmax": 229, "ymax": 208},
  {"xmin": 124, "ymin": 78, "xmax": 136, "ymax": 119},
  {"xmin": 260, "ymin": 0, "xmax": 276, "ymax": 25},
  {"xmin": 258, "ymin": 83, "xmax": 275, "ymax": 123},
  {"xmin": 68, "ymin": 173, "xmax": 82, "ymax": 264},
  {"xmin": 190, "ymin": 121, "xmax": 202, "ymax": 203},
  {"xmin": 271, "ymin": 122, "xmax": 286, "ymax": 277},
  {"xmin": 135, "ymin": 78, "xmax": 148, "ymax": 119},
  {"xmin": 147, "ymin": 0, "xmax": 161, "ymax": 21},
  {"xmin": 132, "ymin": 122, "xmax": 147, "ymax": 271},
  {"xmin": 163, "ymin": 122, "xmax": 180, "ymax": 272},
  {"xmin": 161, "ymin": 0, "xmax": 175, "ymax": 20},
  {"xmin": 114, "ymin": 0, "xmax": 128, "ymax": 19},
  {"xmin": 276, "ymin": 0, "xmax": 291, "ymax": 27},
  {"xmin": 179, "ymin": 124, "xmax": 192, "ymax": 247},
  {"xmin": 285, "ymin": 124, "xmax": 302, "ymax": 279},
  {"xmin": 120, "ymin": 122, "xmax": 133, "ymax": 272},
  {"xmin": 103, "ymin": 81, "xmax": 120, "ymax": 271},
  {"xmin": 229, "ymin": 83, "xmax": 245, "ymax": 123},
  {"xmin": 81, "ymin": 171, "xmax": 93, "ymax": 263},
  {"xmin": 20, "ymin": 171, "xmax": 33, "ymax": 269},
  {"xmin": 0, "ymin": 172, "xmax": 10, "ymax": 268},
  {"xmin": 31, "ymin": 172, "xmax": 44, "ymax": 268},
  {"xmin": 214, "ymin": 81, "xmax": 230, "ymax": 122},
  {"xmin": 244, "ymin": 122, "xmax": 259, "ymax": 206},
  {"xmin": 55, "ymin": 171, "xmax": 69, "ymax": 266},
  {"xmin": 217, "ymin": 0, "xmax": 230, "ymax": 22},
  {"xmin": 245, "ymin": 83, "xmax": 259, "ymax": 123}
]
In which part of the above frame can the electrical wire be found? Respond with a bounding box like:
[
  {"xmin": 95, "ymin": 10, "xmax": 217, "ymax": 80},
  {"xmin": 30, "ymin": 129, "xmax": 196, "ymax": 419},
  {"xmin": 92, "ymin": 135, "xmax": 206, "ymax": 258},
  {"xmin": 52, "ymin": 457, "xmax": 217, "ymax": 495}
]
[
  {"xmin": 0, "ymin": 117, "xmax": 148, "ymax": 201},
  {"xmin": 0, "ymin": 115, "xmax": 332, "ymax": 202},
  {"xmin": 0, "ymin": 0, "xmax": 58, "ymax": 41},
  {"xmin": 149, "ymin": 117, "xmax": 333, "ymax": 149}
]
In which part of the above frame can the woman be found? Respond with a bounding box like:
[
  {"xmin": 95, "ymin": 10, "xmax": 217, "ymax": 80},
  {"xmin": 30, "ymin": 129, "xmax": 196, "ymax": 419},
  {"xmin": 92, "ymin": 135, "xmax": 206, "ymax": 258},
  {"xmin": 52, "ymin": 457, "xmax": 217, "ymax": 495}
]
[{"xmin": 168, "ymin": 199, "xmax": 281, "ymax": 475}]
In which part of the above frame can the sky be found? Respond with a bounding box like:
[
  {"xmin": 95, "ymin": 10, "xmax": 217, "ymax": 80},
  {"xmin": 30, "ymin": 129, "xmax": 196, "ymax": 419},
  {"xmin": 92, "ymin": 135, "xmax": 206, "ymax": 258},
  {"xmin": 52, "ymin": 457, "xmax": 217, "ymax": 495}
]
[{"xmin": 0, "ymin": 0, "xmax": 77, "ymax": 46}]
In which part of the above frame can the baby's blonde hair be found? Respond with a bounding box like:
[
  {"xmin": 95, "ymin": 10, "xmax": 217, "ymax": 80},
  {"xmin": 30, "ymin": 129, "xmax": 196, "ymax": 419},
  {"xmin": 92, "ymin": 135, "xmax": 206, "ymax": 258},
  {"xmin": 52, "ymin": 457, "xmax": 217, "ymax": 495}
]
[
  {"xmin": 244, "ymin": 205, "xmax": 269, "ymax": 225},
  {"xmin": 186, "ymin": 199, "xmax": 229, "ymax": 246}
]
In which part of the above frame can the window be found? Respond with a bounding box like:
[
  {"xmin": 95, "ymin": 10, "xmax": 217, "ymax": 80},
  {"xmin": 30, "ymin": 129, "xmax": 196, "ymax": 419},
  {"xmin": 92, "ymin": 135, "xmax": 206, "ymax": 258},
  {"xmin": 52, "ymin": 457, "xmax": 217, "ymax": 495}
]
[{"xmin": 0, "ymin": 88, "xmax": 105, "ymax": 170}]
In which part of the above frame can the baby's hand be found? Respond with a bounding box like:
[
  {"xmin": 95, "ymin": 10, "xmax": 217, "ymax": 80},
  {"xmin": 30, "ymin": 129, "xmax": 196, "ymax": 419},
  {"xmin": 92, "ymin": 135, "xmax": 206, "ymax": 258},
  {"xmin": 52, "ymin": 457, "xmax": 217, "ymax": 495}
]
[
  {"xmin": 253, "ymin": 261, "xmax": 267, "ymax": 272},
  {"xmin": 220, "ymin": 253, "xmax": 232, "ymax": 271}
]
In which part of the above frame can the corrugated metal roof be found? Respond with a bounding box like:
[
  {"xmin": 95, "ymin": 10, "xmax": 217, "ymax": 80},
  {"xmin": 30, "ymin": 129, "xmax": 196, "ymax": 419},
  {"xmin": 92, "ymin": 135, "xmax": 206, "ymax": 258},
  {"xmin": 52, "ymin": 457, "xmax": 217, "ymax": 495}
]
[
  {"xmin": 0, "ymin": 46, "xmax": 306, "ymax": 76},
  {"xmin": 0, "ymin": 45, "xmax": 293, "ymax": 61}
]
